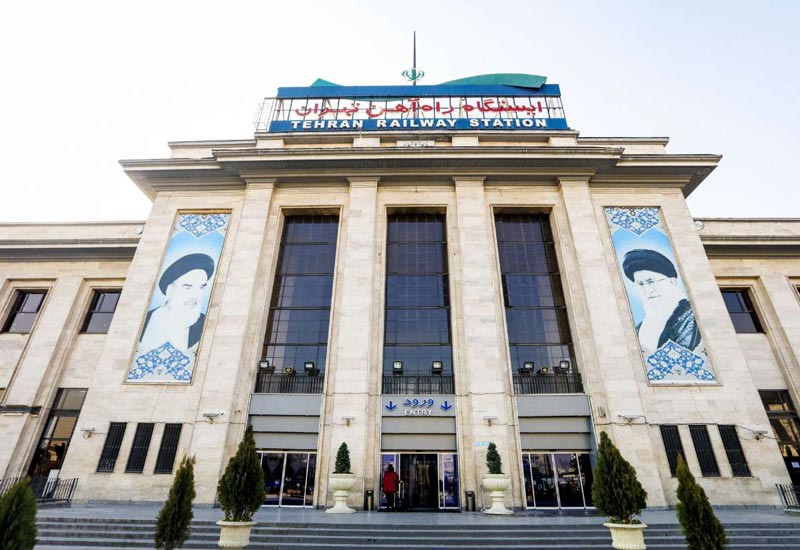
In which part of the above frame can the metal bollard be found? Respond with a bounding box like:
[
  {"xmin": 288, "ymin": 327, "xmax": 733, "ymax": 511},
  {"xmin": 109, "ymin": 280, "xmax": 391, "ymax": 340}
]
[
  {"xmin": 363, "ymin": 489, "xmax": 374, "ymax": 511},
  {"xmin": 465, "ymin": 490, "xmax": 476, "ymax": 512}
]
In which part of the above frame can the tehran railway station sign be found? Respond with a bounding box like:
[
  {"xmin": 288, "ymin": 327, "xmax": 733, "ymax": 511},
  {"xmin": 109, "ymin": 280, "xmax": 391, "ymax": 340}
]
[{"xmin": 257, "ymin": 73, "xmax": 569, "ymax": 133}]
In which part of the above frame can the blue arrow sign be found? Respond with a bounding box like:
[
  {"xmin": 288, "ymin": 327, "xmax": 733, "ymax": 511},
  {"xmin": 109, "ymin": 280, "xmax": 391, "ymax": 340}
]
[
  {"xmin": 440, "ymin": 401, "xmax": 453, "ymax": 412},
  {"xmin": 385, "ymin": 401, "xmax": 398, "ymax": 412}
]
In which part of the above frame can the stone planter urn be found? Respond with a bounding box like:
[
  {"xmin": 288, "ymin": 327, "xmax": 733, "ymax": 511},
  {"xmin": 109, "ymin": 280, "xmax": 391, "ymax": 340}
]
[
  {"xmin": 325, "ymin": 472, "xmax": 356, "ymax": 513},
  {"xmin": 603, "ymin": 522, "xmax": 648, "ymax": 550},
  {"xmin": 481, "ymin": 473, "xmax": 513, "ymax": 515},
  {"xmin": 216, "ymin": 520, "xmax": 257, "ymax": 550}
]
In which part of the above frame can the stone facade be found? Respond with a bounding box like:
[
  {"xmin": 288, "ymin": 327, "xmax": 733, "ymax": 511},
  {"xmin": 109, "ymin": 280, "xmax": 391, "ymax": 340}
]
[{"xmin": 0, "ymin": 128, "xmax": 798, "ymax": 511}]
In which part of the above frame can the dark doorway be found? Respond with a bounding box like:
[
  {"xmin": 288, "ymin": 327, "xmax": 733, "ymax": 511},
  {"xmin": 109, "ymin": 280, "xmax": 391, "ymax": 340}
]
[{"xmin": 399, "ymin": 453, "xmax": 438, "ymax": 510}]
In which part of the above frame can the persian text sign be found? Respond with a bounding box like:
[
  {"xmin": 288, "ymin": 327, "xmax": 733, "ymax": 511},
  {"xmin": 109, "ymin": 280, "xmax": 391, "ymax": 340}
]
[{"xmin": 266, "ymin": 92, "xmax": 568, "ymax": 132}]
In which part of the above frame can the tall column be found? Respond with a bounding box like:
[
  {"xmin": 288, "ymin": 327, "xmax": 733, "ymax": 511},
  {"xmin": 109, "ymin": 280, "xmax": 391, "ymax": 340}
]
[
  {"xmin": 189, "ymin": 180, "xmax": 275, "ymax": 503},
  {"xmin": 0, "ymin": 276, "xmax": 83, "ymax": 476},
  {"xmin": 760, "ymin": 274, "xmax": 800, "ymax": 397},
  {"xmin": 320, "ymin": 177, "xmax": 379, "ymax": 506},
  {"xmin": 558, "ymin": 178, "xmax": 667, "ymax": 505},
  {"xmin": 452, "ymin": 177, "xmax": 521, "ymax": 509}
]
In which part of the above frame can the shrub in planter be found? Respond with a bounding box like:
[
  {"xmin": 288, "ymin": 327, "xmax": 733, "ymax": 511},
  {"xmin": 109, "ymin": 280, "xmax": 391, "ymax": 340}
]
[
  {"xmin": 592, "ymin": 431, "xmax": 648, "ymax": 550},
  {"xmin": 486, "ymin": 442, "xmax": 503, "ymax": 474},
  {"xmin": 155, "ymin": 455, "xmax": 196, "ymax": 550},
  {"xmin": 0, "ymin": 477, "xmax": 37, "ymax": 550},
  {"xmin": 334, "ymin": 442, "xmax": 351, "ymax": 474},
  {"xmin": 217, "ymin": 425, "xmax": 265, "ymax": 522},
  {"xmin": 675, "ymin": 455, "xmax": 728, "ymax": 550}
]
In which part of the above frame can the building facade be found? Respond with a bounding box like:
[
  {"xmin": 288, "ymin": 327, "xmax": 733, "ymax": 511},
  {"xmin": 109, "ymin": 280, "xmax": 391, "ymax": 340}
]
[{"xmin": 1, "ymin": 76, "xmax": 799, "ymax": 511}]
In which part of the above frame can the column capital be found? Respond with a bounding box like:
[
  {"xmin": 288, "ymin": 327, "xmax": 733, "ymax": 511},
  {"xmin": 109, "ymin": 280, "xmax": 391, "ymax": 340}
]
[
  {"xmin": 452, "ymin": 176, "xmax": 486, "ymax": 187},
  {"xmin": 241, "ymin": 176, "xmax": 277, "ymax": 189},
  {"xmin": 557, "ymin": 176, "xmax": 591, "ymax": 187},
  {"xmin": 347, "ymin": 177, "xmax": 380, "ymax": 188}
]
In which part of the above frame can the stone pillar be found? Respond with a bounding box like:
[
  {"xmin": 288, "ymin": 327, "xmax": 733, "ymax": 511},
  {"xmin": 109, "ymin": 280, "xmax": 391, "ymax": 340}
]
[
  {"xmin": 452, "ymin": 177, "xmax": 521, "ymax": 509},
  {"xmin": 754, "ymin": 275, "xmax": 800, "ymax": 398},
  {"xmin": 558, "ymin": 178, "xmax": 667, "ymax": 506},
  {"xmin": 189, "ymin": 180, "xmax": 275, "ymax": 504},
  {"xmin": 0, "ymin": 276, "xmax": 83, "ymax": 477},
  {"xmin": 319, "ymin": 177, "xmax": 379, "ymax": 507}
]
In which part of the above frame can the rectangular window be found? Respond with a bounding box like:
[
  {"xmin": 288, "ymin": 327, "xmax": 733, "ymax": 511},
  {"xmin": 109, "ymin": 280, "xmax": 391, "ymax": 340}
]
[
  {"xmin": 759, "ymin": 390, "xmax": 800, "ymax": 484},
  {"xmin": 494, "ymin": 214, "xmax": 579, "ymax": 393},
  {"xmin": 2, "ymin": 290, "xmax": 47, "ymax": 334},
  {"xmin": 154, "ymin": 424, "xmax": 183, "ymax": 474},
  {"xmin": 81, "ymin": 290, "xmax": 121, "ymax": 334},
  {"xmin": 688, "ymin": 425, "xmax": 720, "ymax": 477},
  {"xmin": 28, "ymin": 388, "xmax": 87, "ymax": 477},
  {"xmin": 383, "ymin": 213, "xmax": 454, "ymax": 392},
  {"xmin": 125, "ymin": 423, "xmax": 155, "ymax": 473},
  {"xmin": 721, "ymin": 288, "xmax": 763, "ymax": 334},
  {"xmin": 660, "ymin": 424, "xmax": 686, "ymax": 476},
  {"xmin": 718, "ymin": 425, "xmax": 751, "ymax": 477},
  {"xmin": 258, "ymin": 216, "xmax": 339, "ymax": 394},
  {"xmin": 97, "ymin": 422, "xmax": 127, "ymax": 473}
]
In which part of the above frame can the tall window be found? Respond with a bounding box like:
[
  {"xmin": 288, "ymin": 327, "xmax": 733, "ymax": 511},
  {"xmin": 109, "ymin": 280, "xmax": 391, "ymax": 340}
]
[
  {"xmin": 261, "ymin": 216, "xmax": 339, "ymax": 381},
  {"xmin": 81, "ymin": 290, "xmax": 121, "ymax": 334},
  {"xmin": 689, "ymin": 425, "xmax": 720, "ymax": 477},
  {"xmin": 28, "ymin": 388, "xmax": 87, "ymax": 477},
  {"xmin": 2, "ymin": 290, "xmax": 47, "ymax": 334},
  {"xmin": 383, "ymin": 214, "xmax": 453, "ymax": 389},
  {"xmin": 125, "ymin": 423, "xmax": 155, "ymax": 473},
  {"xmin": 759, "ymin": 390, "xmax": 800, "ymax": 484},
  {"xmin": 660, "ymin": 424, "xmax": 686, "ymax": 476},
  {"xmin": 97, "ymin": 422, "xmax": 127, "ymax": 473},
  {"xmin": 494, "ymin": 214, "xmax": 574, "ymax": 374},
  {"xmin": 718, "ymin": 425, "xmax": 751, "ymax": 477},
  {"xmin": 721, "ymin": 288, "xmax": 763, "ymax": 333}
]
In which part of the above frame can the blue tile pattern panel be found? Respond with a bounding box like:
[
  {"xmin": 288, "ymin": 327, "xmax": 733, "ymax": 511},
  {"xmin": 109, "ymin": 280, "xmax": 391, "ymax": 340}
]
[
  {"xmin": 126, "ymin": 211, "xmax": 231, "ymax": 384},
  {"xmin": 604, "ymin": 207, "xmax": 716, "ymax": 384}
]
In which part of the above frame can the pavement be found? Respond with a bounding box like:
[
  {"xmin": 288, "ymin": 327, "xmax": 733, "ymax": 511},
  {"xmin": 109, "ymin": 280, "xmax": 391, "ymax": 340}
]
[{"xmin": 38, "ymin": 502, "xmax": 800, "ymax": 526}]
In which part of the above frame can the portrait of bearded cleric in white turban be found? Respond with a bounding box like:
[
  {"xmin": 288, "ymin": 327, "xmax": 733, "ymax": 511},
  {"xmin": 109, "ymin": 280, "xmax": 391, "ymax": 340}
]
[
  {"xmin": 622, "ymin": 249, "xmax": 701, "ymax": 356},
  {"xmin": 138, "ymin": 253, "xmax": 215, "ymax": 354}
]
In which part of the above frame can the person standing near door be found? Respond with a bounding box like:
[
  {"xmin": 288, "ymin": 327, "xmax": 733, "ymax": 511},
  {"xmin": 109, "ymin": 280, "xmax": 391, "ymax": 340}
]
[{"xmin": 382, "ymin": 463, "xmax": 400, "ymax": 511}]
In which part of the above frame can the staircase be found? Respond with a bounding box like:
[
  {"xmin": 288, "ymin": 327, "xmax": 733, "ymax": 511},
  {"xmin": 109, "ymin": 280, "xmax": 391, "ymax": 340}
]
[{"xmin": 35, "ymin": 517, "xmax": 800, "ymax": 549}]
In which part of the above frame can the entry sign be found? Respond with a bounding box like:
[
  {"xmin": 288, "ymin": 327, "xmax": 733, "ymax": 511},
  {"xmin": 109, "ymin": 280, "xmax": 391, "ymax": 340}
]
[{"xmin": 382, "ymin": 395, "xmax": 456, "ymax": 417}]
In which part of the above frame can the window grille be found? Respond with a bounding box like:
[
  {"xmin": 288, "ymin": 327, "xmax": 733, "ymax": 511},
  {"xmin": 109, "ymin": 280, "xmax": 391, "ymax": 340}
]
[
  {"xmin": 660, "ymin": 424, "xmax": 686, "ymax": 476},
  {"xmin": 718, "ymin": 425, "xmax": 751, "ymax": 477},
  {"xmin": 125, "ymin": 423, "xmax": 154, "ymax": 473},
  {"xmin": 2, "ymin": 290, "xmax": 47, "ymax": 333},
  {"xmin": 689, "ymin": 425, "xmax": 720, "ymax": 477},
  {"xmin": 154, "ymin": 424, "xmax": 183, "ymax": 474},
  {"xmin": 97, "ymin": 423, "xmax": 127, "ymax": 473}
]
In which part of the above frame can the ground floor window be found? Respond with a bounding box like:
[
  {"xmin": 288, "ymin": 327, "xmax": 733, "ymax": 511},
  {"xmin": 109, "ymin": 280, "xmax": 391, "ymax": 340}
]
[
  {"xmin": 521, "ymin": 452, "xmax": 594, "ymax": 509},
  {"xmin": 259, "ymin": 451, "xmax": 316, "ymax": 507}
]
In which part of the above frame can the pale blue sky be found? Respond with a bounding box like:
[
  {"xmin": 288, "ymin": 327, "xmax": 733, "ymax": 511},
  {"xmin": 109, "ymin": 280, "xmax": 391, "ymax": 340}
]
[{"xmin": 1, "ymin": 0, "xmax": 797, "ymax": 221}]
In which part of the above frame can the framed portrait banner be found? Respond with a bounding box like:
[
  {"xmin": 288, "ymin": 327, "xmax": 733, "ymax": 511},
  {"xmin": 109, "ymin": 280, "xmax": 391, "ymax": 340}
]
[
  {"xmin": 604, "ymin": 207, "xmax": 716, "ymax": 384},
  {"xmin": 126, "ymin": 212, "xmax": 231, "ymax": 383}
]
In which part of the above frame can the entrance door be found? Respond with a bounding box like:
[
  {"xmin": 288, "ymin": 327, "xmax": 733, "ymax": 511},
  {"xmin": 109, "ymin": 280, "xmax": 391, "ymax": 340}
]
[
  {"xmin": 380, "ymin": 453, "xmax": 460, "ymax": 510},
  {"xmin": 259, "ymin": 451, "xmax": 317, "ymax": 507}
]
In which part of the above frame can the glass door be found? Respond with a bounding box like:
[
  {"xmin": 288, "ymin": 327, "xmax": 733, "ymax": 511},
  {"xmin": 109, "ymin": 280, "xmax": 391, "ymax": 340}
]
[
  {"xmin": 439, "ymin": 452, "xmax": 460, "ymax": 509},
  {"xmin": 260, "ymin": 451, "xmax": 316, "ymax": 507},
  {"xmin": 381, "ymin": 452, "xmax": 460, "ymax": 510},
  {"xmin": 521, "ymin": 452, "xmax": 594, "ymax": 509}
]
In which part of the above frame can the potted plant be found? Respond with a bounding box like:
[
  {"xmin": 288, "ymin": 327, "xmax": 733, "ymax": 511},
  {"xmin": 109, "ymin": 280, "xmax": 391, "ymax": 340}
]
[
  {"xmin": 481, "ymin": 442, "xmax": 513, "ymax": 515},
  {"xmin": 325, "ymin": 442, "xmax": 356, "ymax": 514},
  {"xmin": 0, "ymin": 477, "xmax": 37, "ymax": 550},
  {"xmin": 592, "ymin": 431, "xmax": 648, "ymax": 550},
  {"xmin": 216, "ymin": 426, "xmax": 265, "ymax": 549},
  {"xmin": 675, "ymin": 455, "xmax": 728, "ymax": 550},
  {"xmin": 155, "ymin": 455, "xmax": 196, "ymax": 550}
]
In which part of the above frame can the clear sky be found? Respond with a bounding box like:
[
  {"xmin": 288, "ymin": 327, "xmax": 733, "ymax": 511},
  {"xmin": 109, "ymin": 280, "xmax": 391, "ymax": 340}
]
[{"xmin": 1, "ymin": 0, "xmax": 798, "ymax": 222}]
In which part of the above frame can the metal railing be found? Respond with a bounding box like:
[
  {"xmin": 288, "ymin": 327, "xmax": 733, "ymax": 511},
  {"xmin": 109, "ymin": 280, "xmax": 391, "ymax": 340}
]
[
  {"xmin": 0, "ymin": 477, "xmax": 78, "ymax": 505},
  {"xmin": 254, "ymin": 371, "xmax": 324, "ymax": 394},
  {"xmin": 382, "ymin": 375, "xmax": 455, "ymax": 395},
  {"xmin": 513, "ymin": 372, "xmax": 584, "ymax": 394},
  {"xmin": 776, "ymin": 484, "xmax": 800, "ymax": 511}
]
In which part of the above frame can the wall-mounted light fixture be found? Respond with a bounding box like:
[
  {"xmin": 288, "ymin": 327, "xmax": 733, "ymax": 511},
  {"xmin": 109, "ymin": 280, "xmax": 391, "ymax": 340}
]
[
  {"xmin": 304, "ymin": 361, "xmax": 318, "ymax": 376},
  {"xmin": 519, "ymin": 361, "xmax": 534, "ymax": 375},
  {"xmin": 392, "ymin": 360, "xmax": 403, "ymax": 375},
  {"xmin": 431, "ymin": 361, "xmax": 443, "ymax": 375},
  {"xmin": 341, "ymin": 416, "xmax": 355, "ymax": 427},
  {"xmin": 258, "ymin": 359, "xmax": 274, "ymax": 373},
  {"xmin": 556, "ymin": 359, "xmax": 571, "ymax": 373},
  {"xmin": 536, "ymin": 367, "xmax": 550, "ymax": 376},
  {"xmin": 283, "ymin": 366, "xmax": 296, "ymax": 375},
  {"xmin": 483, "ymin": 416, "xmax": 498, "ymax": 427}
]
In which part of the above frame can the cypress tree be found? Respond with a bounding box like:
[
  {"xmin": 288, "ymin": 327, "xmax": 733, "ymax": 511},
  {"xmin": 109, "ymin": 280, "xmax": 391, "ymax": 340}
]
[
  {"xmin": 675, "ymin": 455, "xmax": 728, "ymax": 550},
  {"xmin": 155, "ymin": 456, "xmax": 196, "ymax": 550},
  {"xmin": 0, "ymin": 478, "xmax": 38, "ymax": 550},
  {"xmin": 217, "ymin": 425, "xmax": 265, "ymax": 522},
  {"xmin": 592, "ymin": 431, "xmax": 647, "ymax": 523},
  {"xmin": 334, "ymin": 443, "xmax": 351, "ymax": 474},
  {"xmin": 486, "ymin": 442, "xmax": 503, "ymax": 474}
]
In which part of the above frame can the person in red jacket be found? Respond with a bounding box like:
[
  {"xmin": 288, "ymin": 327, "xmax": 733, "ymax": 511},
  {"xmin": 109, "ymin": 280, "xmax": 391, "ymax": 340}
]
[{"xmin": 382, "ymin": 463, "xmax": 400, "ymax": 511}]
